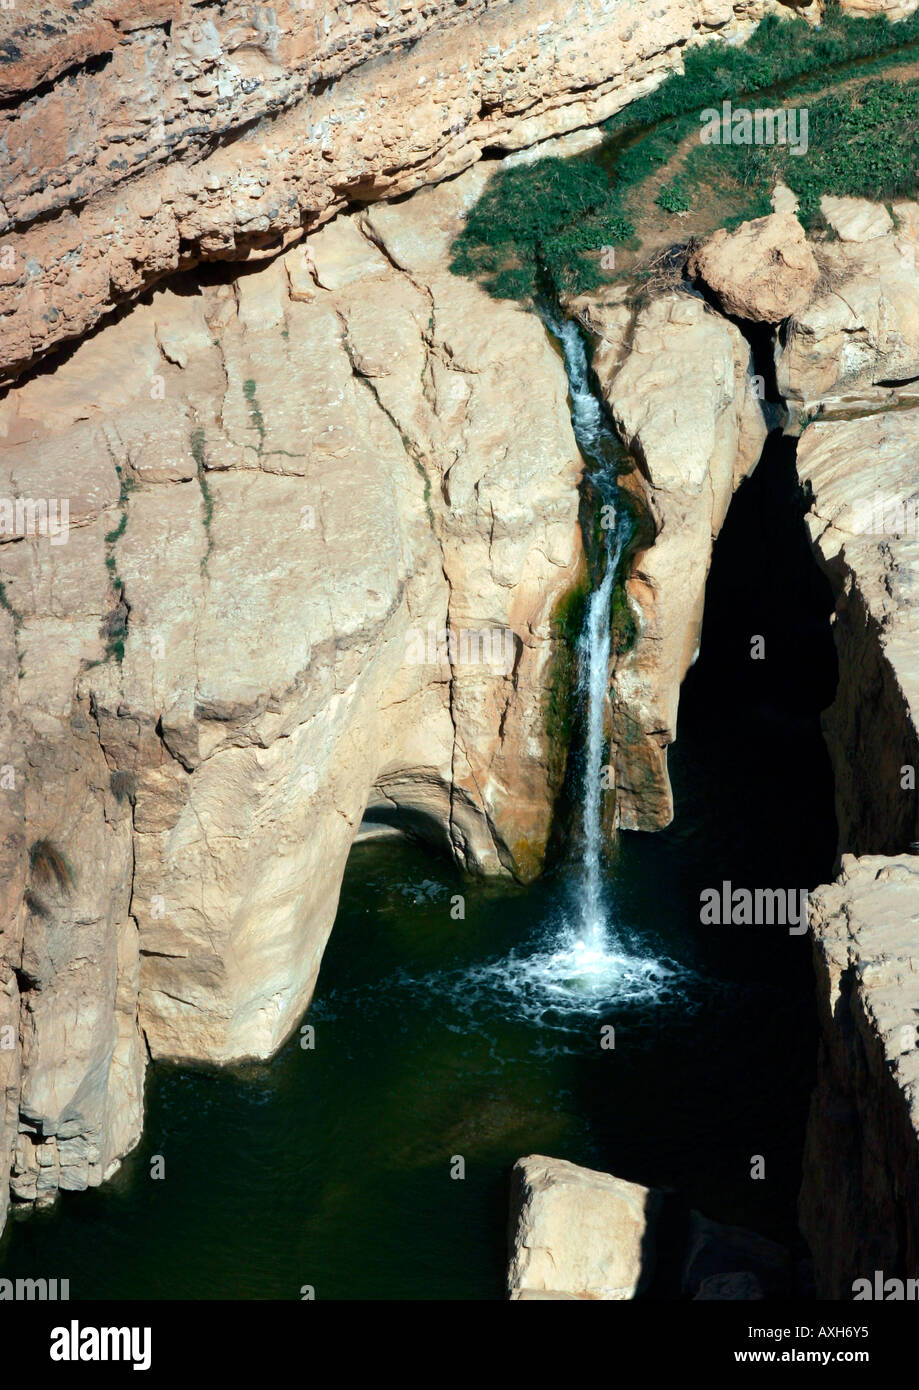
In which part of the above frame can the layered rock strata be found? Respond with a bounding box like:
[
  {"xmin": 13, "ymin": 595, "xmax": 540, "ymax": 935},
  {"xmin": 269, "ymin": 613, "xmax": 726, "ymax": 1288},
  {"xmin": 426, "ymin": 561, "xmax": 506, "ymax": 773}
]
[{"xmin": 0, "ymin": 0, "xmax": 808, "ymax": 384}]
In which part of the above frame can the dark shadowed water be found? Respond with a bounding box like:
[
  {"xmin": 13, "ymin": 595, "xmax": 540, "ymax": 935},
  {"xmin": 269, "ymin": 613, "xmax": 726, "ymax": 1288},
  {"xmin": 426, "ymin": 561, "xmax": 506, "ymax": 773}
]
[{"xmin": 0, "ymin": 435, "xmax": 837, "ymax": 1299}]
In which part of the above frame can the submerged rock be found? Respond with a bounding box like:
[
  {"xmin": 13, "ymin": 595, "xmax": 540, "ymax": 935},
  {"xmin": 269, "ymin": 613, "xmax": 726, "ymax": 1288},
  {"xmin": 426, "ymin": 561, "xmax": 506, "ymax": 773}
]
[
  {"xmin": 682, "ymin": 1211, "xmax": 793, "ymax": 1298},
  {"xmin": 508, "ymin": 1156, "xmax": 795, "ymax": 1301}
]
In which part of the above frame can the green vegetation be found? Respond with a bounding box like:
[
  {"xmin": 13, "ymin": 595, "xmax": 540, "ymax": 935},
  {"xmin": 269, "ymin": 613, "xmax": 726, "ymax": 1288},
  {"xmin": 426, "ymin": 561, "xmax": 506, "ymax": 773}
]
[
  {"xmin": 0, "ymin": 577, "xmax": 23, "ymax": 676},
  {"xmin": 546, "ymin": 567, "xmax": 589, "ymax": 773},
  {"xmin": 191, "ymin": 427, "xmax": 215, "ymax": 573},
  {"xmin": 240, "ymin": 377, "xmax": 305, "ymax": 468},
  {"xmin": 26, "ymin": 838, "xmax": 76, "ymax": 920},
  {"xmin": 609, "ymin": 581, "xmax": 637, "ymax": 657},
  {"xmin": 693, "ymin": 79, "xmax": 919, "ymax": 228},
  {"xmin": 243, "ymin": 378, "xmax": 267, "ymax": 455},
  {"xmin": 449, "ymin": 4, "xmax": 919, "ymax": 302},
  {"xmin": 100, "ymin": 465, "xmax": 135, "ymax": 663},
  {"xmin": 655, "ymin": 182, "xmax": 692, "ymax": 215},
  {"xmin": 603, "ymin": 5, "xmax": 919, "ymax": 136},
  {"xmin": 0, "ymin": 578, "xmax": 22, "ymax": 626},
  {"xmin": 450, "ymin": 153, "xmax": 634, "ymax": 300}
]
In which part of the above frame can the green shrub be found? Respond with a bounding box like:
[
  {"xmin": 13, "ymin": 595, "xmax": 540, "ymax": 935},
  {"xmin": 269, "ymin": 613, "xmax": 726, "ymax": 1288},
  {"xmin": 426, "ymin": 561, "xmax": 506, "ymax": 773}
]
[
  {"xmin": 656, "ymin": 183, "xmax": 692, "ymax": 214},
  {"xmin": 24, "ymin": 890, "xmax": 51, "ymax": 919}
]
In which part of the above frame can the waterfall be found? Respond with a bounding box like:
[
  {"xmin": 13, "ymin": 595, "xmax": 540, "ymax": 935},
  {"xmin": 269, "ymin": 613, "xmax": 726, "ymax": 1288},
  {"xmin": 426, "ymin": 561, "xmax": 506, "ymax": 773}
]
[
  {"xmin": 576, "ymin": 535, "xmax": 622, "ymax": 943},
  {"xmin": 542, "ymin": 307, "xmax": 629, "ymax": 948},
  {"xmin": 415, "ymin": 302, "xmax": 682, "ymax": 1021}
]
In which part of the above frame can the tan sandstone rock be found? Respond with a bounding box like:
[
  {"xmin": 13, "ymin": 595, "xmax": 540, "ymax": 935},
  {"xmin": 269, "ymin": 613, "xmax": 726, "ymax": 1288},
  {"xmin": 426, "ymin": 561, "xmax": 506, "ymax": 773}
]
[
  {"xmin": 0, "ymin": 151, "xmax": 585, "ymax": 1219},
  {"xmin": 777, "ymin": 202, "xmax": 919, "ymax": 412},
  {"xmin": 581, "ymin": 291, "xmax": 768, "ymax": 829},
  {"xmin": 786, "ymin": 399, "xmax": 919, "ymax": 1294},
  {"xmin": 801, "ymin": 856, "xmax": 919, "ymax": 1297},
  {"xmin": 508, "ymin": 1155, "xmax": 662, "ymax": 1299},
  {"xmin": 794, "ymin": 407, "xmax": 919, "ymax": 858},
  {"xmin": 820, "ymin": 195, "xmax": 894, "ymax": 243},
  {"xmin": 0, "ymin": 0, "xmax": 810, "ymax": 383},
  {"xmin": 689, "ymin": 211, "xmax": 820, "ymax": 324}
]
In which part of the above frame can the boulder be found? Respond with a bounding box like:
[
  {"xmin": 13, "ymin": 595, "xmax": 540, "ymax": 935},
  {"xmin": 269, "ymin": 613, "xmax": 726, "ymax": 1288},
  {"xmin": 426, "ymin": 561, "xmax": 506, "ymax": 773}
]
[
  {"xmin": 508, "ymin": 1155, "xmax": 662, "ymax": 1300},
  {"xmin": 820, "ymin": 196, "xmax": 894, "ymax": 243},
  {"xmin": 777, "ymin": 201, "xmax": 919, "ymax": 410},
  {"xmin": 689, "ymin": 212, "xmax": 820, "ymax": 324}
]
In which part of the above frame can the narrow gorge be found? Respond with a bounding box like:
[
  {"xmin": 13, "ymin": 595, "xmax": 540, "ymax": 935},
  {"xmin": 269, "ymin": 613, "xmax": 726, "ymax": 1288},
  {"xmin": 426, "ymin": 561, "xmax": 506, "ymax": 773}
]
[{"xmin": 1, "ymin": 0, "xmax": 919, "ymax": 1317}]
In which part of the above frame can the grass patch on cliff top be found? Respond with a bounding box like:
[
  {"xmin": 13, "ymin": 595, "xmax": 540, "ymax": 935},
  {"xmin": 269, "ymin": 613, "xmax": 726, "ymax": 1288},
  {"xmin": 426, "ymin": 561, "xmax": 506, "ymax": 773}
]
[{"xmin": 449, "ymin": 3, "xmax": 919, "ymax": 301}]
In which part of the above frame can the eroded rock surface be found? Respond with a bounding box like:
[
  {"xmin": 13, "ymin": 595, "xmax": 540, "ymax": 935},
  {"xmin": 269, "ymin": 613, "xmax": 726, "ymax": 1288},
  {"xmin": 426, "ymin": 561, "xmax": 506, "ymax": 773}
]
[
  {"xmin": 776, "ymin": 204, "xmax": 919, "ymax": 412},
  {"xmin": 774, "ymin": 262, "xmax": 919, "ymax": 1296},
  {"xmin": 0, "ymin": 0, "xmax": 804, "ymax": 383},
  {"xmin": 801, "ymin": 856, "xmax": 919, "ymax": 1297},
  {"xmin": 508, "ymin": 1155, "xmax": 662, "ymax": 1299},
  {"xmin": 795, "ymin": 407, "xmax": 919, "ymax": 858},
  {"xmin": 575, "ymin": 290, "xmax": 767, "ymax": 829},
  {"xmin": 689, "ymin": 212, "xmax": 821, "ymax": 324},
  {"xmin": 0, "ymin": 162, "xmax": 583, "ymax": 1222}
]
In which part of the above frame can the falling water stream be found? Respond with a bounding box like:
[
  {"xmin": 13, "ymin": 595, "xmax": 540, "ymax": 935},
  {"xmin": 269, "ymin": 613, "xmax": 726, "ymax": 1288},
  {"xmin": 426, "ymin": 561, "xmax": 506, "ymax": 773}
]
[
  {"xmin": 527, "ymin": 306, "xmax": 672, "ymax": 1002},
  {"xmin": 551, "ymin": 309, "xmax": 626, "ymax": 942}
]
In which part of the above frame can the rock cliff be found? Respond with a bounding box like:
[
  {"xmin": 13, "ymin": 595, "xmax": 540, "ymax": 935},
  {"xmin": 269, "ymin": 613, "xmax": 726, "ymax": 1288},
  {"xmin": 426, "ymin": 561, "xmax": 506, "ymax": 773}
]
[
  {"xmin": 3, "ymin": 0, "xmax": 918, "ymax": 1292},
  {"xmin": 0, "ymin": 0, "xmax": 799, "ymax": 385},
  {"xmin": 567, "ymin": 287, "xmax": 767, "ymax": 829},
  {"xmin": 0, "ymin": 161, "xmax": 584, "ymax": 1218},
  {"xmin": 631, "ymin": 194, "xmax": 919, "ymax": 1295}
]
